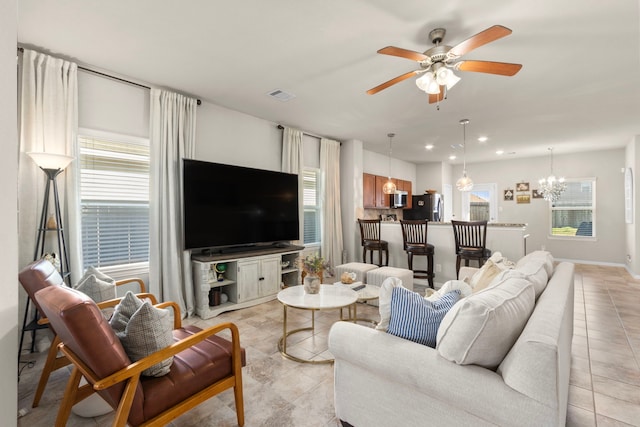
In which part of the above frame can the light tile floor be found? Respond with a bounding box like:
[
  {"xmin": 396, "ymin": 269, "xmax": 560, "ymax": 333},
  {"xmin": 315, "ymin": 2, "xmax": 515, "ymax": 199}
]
[{"xmin": 16, "ymin": 264, "xmax": 640, "ymax": 426}]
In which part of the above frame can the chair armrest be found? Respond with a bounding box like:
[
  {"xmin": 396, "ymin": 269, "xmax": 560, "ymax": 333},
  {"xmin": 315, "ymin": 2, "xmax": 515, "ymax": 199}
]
[
  {"xmin": 115, "ymin": 277, "xmax": 146, "ymax": 293},
  {"xmin": 89, "ymin": 322, "xmax": 242, "ymax": 390},
  {"xmin": 154, "ymin": 301, "xmax": 182, "ymax": 329}
]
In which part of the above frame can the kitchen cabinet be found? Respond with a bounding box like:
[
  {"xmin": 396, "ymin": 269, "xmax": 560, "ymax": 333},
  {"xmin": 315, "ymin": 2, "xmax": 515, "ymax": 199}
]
[
  {"xmin": 363, "ymin": 173, "xmax": 376, "ymax": 208},
  {"xmin": 363, "ymin": 173, "xmax": 413, "ymax": 209}
]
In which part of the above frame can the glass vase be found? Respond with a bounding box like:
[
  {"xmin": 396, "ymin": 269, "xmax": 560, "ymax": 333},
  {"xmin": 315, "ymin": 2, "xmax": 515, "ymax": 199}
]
[{"xmin": 303, "ymin": 273, "xmax": 321, "ymax": 294}]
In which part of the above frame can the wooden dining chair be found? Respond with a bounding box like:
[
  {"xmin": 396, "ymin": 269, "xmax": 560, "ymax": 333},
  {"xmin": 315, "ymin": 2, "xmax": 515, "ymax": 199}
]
[
  {"xmin": 400, "ymin": 219, "xmax": 435, "ymax": 288},
  {"xmin": 358, "ymin": 218, "xmax": 389, "ymax": 267},
  {"xmin": 451, "ymin": 220, "xmax": 492, "ymax": 278}
]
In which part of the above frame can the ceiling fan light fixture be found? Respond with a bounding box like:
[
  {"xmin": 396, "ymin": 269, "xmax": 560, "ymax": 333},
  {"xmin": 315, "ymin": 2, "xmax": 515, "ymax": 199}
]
[{"xmin": 444, "ymin": 71, "xmax": 461, "ymax": 90}]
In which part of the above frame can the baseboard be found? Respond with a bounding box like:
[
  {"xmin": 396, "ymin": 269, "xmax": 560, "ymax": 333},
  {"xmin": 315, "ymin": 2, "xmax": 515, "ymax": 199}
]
[{"xmin": 554, "ymin": 258, "xmax": 640, "ymax": 279}]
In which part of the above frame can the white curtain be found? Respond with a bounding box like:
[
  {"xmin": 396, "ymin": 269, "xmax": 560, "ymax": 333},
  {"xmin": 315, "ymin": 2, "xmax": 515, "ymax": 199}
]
[
  {"xmin": 18, "ymin": 49, "xmax": 82, "ymax": 281},
  {"xmin": 149, "ymin": 89, "xmax": 197, "ymax": 315},
  {"xmin": 281, "ymin": 127, "xmax": 304, "ymax": 245},
  {"xmin": 320, "ymin": 138, "xmax": 343, "ymax": 268}
]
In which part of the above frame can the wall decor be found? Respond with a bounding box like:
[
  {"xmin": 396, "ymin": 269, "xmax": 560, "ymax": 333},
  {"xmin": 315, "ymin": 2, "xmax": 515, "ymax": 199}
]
[
  {"xmin": 517, "ymin": 194, "xmax": 531, "ymax": 204},
  {"xmin": 516, "ymin": 182, "xmax": 530, "ymax": 192},
  {"xmin": 532, "ymin": 189, "xmax": 544, "ymax": 199},
  {"xmin": 504, "ymin": 189, "xmax": 514, "ymax": 201}
]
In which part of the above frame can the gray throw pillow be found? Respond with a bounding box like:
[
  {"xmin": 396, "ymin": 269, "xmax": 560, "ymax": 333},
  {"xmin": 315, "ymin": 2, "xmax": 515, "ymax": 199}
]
[
  {"xmin": 74, "ymin": 272, "xmax": 116, "ymax": 303},
  {"xmin": 110, "ymin": 291, "xmax": 173, "ymax": 377}
]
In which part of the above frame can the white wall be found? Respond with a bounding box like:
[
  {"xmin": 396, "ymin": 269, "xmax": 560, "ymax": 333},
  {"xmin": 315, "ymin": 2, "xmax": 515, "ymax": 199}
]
[
  {"xmin": 625, "ymin": 137, "xmax": 640, "ymax": 275},
  {"xmin": 441, "ymin": 148, "xmax": 626, "ymax": 265},
  {"xmin": 363, "ymin": 149, "xmax": 416, "ymax": 186},
  {"xmin": 416, "ymin": 162, "xmax": 443, "ymax": 194},
  {"xmin": 3, "ymin": 0, "xmax": 18, "ymax": 422}
]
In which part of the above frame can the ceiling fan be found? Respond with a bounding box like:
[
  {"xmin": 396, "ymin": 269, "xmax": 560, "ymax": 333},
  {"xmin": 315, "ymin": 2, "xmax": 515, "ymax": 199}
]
[{"xmin": 367, "ymin": 25, "xmax": 522, "ymax": 104}]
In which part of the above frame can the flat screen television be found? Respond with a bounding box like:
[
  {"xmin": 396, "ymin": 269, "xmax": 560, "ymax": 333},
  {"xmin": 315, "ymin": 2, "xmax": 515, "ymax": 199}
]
[{"xmin": 182, "ymin": 159, "xmax": 299, "ymax": 251}]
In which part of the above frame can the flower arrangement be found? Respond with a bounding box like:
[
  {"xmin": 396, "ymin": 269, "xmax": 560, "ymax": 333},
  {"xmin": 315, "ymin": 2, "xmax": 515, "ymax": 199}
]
[{"xmin": 299, "ymin": 254, "xmax": 332, "ymax": 277}]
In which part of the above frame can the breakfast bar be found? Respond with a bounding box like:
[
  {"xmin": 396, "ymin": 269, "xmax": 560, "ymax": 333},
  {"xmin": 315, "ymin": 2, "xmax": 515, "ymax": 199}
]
[{"xmin": 378, "ymin": 222, "xmax": 527, "ymax": 285}]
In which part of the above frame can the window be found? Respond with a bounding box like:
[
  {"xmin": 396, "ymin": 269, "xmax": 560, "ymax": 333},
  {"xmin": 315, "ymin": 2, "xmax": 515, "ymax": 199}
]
[
  {"xmin": 550, "ymin": 178, "xmax": 596, "ymax": 237},
  {"xmin": 303, "ymin": 168, "xmax": 321, "ymax": 245},
  {"xmin": 78, "ymin": 131, "xmax": 150, "ymax": 269},
  {"xmin": 461, "ymin": 183, "xmax": 498, "ymax": 222}
]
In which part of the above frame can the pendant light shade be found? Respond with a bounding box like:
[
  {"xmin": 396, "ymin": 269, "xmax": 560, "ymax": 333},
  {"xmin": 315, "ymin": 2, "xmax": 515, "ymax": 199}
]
[
  {"xmin": 456, "ymin": 119, "xmax": 473, "ymax": 192},
  {"xmin": 383, "ymin": 133, "xmax": 397, "ymax": 195},
  {"xmin": 538, "ymin": 147, "xmax": 566, "ymax": 202}
]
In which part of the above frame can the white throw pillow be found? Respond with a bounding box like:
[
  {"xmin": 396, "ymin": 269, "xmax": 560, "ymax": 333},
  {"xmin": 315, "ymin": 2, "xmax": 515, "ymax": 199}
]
[
  {"xmin": 436, "ymin": 276, "xmax": 535, "ymax": 369},
  {"xmin": 469, "ymin": 260, "xmax": 503, "ymax": 293},
  {"xmin": 375, "ymin": 277, "xmax": 404, "ymax": 332},
  {"xmin": 425, "ymin": 280, "xmax": 472, "ymax": 301}
]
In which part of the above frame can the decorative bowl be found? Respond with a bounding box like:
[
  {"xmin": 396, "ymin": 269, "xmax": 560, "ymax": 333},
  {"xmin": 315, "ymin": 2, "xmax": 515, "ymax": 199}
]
[{"xmin": 280, "ymin": 260, "xmax": 290, "ymax": 269}]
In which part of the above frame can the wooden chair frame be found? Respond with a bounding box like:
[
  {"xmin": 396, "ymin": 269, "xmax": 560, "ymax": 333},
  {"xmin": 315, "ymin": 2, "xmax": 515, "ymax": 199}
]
[
  {"xmin": 357, "ymin": 219, "xmax": 389, "ymax": 266},
  {"xmin": 53, "ymin": 314, "xmax": 244, "ymax": 427},
  {"xmin": 451, "ymin": 220, "xmax": 491, "ymax": 278},
  {"xmin": 29, "ymin": 277, "xmax": 151, "ymax": 408}
]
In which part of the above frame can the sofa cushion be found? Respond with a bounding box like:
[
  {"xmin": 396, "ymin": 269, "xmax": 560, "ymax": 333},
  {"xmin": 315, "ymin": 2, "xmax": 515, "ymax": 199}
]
[
  {"xmin": 494, "ymin": 260, "xmax": 549, "ymax": 300},
  {"xmin": 387, "ymin": 287, "xmax": 460, "ymax": 347},
  {"xmin": 375, "ymin": 277, "xmax": 405, "ymax": 332},
  {"xmin": 516, "ymin": 250, "xmax": 554, "ymax": 277},
  {"xmin": 110, "ymin": 292, "xmax": 173, "ymax": 377},
  {"xmin": 436, "ymin": 276, "xmax": 535, "ymax": 369}
]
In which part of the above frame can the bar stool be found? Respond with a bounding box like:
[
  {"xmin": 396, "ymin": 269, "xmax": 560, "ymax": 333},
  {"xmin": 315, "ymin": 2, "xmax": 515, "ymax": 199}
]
[
  {"xmin": 400, "ymin": 219, "xmax": 434, "ymax": 288},
  {"xmin": 357, "ymin": 219, "xmax": 389, "ymax": 267},
  {"xmin": 451, "ymin": 220, "xmax": 492, "ymax": 278}
]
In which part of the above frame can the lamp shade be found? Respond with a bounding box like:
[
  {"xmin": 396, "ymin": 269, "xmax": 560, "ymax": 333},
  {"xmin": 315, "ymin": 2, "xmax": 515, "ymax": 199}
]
[
  {"xmin": 456, "ymin": 171, "xmax": 474, "ymax": 191},
  {"xmin": 27, "ymin": 152, "xmax": 74, "ymax": 170},
  {"xmin": 382, "ymin": 178, "xmax": 396, "ymax": 194}
]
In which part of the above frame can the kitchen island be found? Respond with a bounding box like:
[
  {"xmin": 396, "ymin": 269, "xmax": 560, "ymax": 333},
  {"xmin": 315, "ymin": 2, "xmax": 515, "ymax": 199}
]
[{"xmin": 378, "ymin": 221, "xmax": 528, "ymax": 286}]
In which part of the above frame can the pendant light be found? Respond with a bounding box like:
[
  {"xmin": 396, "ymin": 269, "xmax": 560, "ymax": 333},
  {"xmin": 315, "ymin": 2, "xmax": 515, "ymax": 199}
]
[
  {"xmin": 382, "ymin": 133, "xmax": 397, "ymax": 194},
  {"xmin": 456, "ymin": 119, "xmax": 474, "ymax": 191}
]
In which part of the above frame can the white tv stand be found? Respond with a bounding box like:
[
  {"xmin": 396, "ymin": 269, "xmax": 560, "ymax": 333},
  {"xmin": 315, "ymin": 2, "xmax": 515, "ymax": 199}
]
[{"xmin": 192, "ymin": 244, "xmax": 304, "ymax": 319}]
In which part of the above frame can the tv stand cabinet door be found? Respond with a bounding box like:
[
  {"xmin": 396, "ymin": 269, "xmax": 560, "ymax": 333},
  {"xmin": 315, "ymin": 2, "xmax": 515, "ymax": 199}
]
[
  {"xmin": 259, "ymin": 256, "xmax": 280, "ymax": 296},
  {"xmin": 237, "ymin": 259, "xmax": 260, "ymax": 302}
]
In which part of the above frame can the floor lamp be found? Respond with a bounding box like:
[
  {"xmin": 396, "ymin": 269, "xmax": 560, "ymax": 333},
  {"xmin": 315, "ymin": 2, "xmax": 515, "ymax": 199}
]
[{"xmin": 19, "ymin": 152, "xmax": 74, "ymax": 358}]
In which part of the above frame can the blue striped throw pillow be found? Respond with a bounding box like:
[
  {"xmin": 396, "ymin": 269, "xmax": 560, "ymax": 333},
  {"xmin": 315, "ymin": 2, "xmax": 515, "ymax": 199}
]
[{"xmin": 387, "ymin": 287, "xmax": 461, "ymax": 347}]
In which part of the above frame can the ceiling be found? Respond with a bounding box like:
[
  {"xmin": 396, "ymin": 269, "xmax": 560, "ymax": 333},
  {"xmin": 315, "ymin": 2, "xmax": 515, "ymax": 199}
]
[{"xmin": 17, "ymin": 0, "xmax": 640, "ymax": 165}]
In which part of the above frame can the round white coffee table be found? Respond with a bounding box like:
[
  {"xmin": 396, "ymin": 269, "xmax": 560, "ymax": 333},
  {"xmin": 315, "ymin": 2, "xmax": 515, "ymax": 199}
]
[
  {"xmin": 277, "ymin": 284, "xmax": 358, "ymax": 364},
  {"xmin": 334, "ymin": 283, "xmax": 380, "ymax": 325}
]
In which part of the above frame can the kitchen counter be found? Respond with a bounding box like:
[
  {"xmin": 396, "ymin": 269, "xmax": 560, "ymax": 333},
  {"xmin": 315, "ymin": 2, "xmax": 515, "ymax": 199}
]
[{"xmin": 377, "ymin": 222, "xmax": 528, "ymax": 285}]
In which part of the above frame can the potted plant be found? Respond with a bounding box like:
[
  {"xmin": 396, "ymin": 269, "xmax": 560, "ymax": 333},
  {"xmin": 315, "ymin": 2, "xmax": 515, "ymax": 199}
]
[{"xmin": 299, "ymin": 254, "xmax": 332, "ymax": 294}]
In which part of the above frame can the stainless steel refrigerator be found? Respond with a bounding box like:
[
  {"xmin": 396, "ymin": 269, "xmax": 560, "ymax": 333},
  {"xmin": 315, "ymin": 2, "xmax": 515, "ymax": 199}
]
[{"xmin": 403, "ymin": 193, "xmax": 443, "ymax": 222}]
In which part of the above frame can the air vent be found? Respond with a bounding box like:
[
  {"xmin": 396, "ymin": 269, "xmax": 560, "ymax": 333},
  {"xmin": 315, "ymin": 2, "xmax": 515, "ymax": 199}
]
[{"xmin": 267, "ymin": 89, "xmax": 296, "ymax": 102}]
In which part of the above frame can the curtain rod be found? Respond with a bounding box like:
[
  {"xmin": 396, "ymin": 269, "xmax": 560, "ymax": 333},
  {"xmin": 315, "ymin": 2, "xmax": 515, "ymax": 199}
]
[
  {"xmin": 276, "ymin": 124, "xmax": 341, "ymax": 144},
  {"xmin": 17, "ymin": 46, "xmax": 201, "ymax": 105}
]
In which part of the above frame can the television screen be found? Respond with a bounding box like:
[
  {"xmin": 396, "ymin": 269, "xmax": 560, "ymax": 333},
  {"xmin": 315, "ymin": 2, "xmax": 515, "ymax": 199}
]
[{"xmin": 183, "ymin": 159, "xmax": 299, "ymax": 251}]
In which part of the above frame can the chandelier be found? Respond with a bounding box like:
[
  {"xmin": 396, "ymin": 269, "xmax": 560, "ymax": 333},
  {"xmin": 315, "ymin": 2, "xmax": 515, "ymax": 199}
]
[
  {"xmin": 382, "ymin": 133, "xmax": 397, "ymax": 194},
  {"xmin": 456, "ymin": 119, "xmax": 473, "ymax": 191},
  {"xmin": 538, "ymin": 147, "xmax": 566, "ymax": 202}
]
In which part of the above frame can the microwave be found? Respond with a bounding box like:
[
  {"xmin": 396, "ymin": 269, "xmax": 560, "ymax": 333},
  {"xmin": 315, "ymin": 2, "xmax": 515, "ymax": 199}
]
[{"xmin": 391, "ymin": 191, "xmax": 408, "ymax": 208}]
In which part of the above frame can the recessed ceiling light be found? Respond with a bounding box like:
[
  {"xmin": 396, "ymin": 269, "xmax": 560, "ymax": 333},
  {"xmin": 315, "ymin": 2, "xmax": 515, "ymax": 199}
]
[
  {"xmin": 449, "ymin": 155, "xmax": 457, "ymax": 160},
  {"xmin": 478, "ymin": 136, "xmax": 488, "ymax": 143},
  {"xmin": 496, "ymin": 150, "xmax": 504, "ymax": 155},
  {"xmin": 425, "ymin": 144, "xmax": 434, "ymax": 150}
]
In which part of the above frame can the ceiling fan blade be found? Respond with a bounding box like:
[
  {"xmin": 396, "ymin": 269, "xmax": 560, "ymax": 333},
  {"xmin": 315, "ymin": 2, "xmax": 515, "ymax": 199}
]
[
  {"xmin": 428, "ymin": 86, "xmax": 445, "ymax": 104},
  {"xmin": 377, "ymin": 46, "xmax": 428, "ymax": 62},
  {"xmin": 367, "ymin": 71, "xmax": 419, "ymax": 95},
  {"xmin": 448, "ymin": 25, "xmax": 512, "ymax": 58},
  {"xmin": 456, "ymin": 60, "xmax": 522, "ymax": 76}
]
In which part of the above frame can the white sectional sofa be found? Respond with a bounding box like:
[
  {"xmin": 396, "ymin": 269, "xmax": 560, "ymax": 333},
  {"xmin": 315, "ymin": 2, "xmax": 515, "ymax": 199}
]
[{"xmin": 328, "ymin": 252, "xmax": 574, "ymax": 427}]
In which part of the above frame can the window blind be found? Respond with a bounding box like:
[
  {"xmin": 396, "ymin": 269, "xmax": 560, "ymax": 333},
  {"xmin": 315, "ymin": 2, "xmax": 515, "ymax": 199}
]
[
  {"xmin": 303, "ymin": 169, "xmax": 321, "ymax": 245},
  {"xmin": 79, "ymin": 136, "xmax": 150, "ymax": 268}
]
